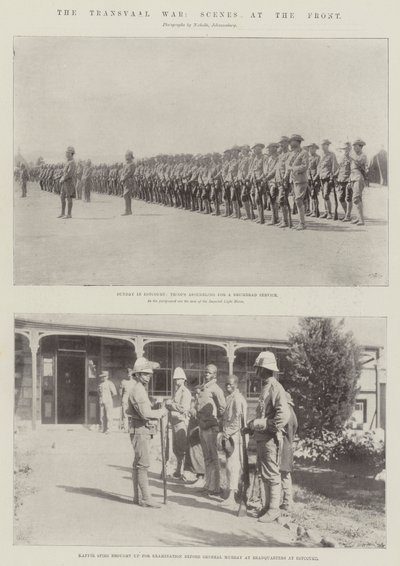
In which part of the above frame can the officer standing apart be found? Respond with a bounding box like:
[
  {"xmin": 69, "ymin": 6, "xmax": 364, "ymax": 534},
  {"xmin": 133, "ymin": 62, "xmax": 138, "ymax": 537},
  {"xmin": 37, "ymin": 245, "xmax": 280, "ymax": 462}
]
[
  {"xmin": 195, "ymin": 364, "xmax": 226, "ymax": 496},
  {"xmin": 248, "ymin": 351, "xmax": 290, "ymax": 523},
  {"xmin": 19, "ymin": 163, "xmax": 29, "ymax": 197},
  {"xmin": 126, "ymin": 357, "xmax": 166, "ymax": 508},
  {"xmin": 58, "ymin": 146, "xmax": 77, "ymax": 219},
  {"xmin": 165, "ymin": 367, "xmax": 192, "ymax": 479},
  {"xmin": 98, "ymin": 370, "xmax": 117, "ymax": 434},
  {"xmin": 121, "ymin": 150, "xmax": 136, "ymax": 216}
]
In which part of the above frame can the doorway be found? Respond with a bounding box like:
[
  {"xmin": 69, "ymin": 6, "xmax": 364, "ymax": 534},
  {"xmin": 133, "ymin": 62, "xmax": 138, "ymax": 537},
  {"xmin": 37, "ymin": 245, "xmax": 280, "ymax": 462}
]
[{"xmin": 57, "ymin": 352, "xmax": 86, "ymax": 424}]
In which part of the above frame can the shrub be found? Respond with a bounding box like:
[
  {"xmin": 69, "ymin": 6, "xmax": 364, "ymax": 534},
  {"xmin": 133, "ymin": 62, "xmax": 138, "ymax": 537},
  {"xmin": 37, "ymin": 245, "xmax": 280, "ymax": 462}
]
[{"xmin": 294, "ymin": 428, "xmax": 385, "ymax": 474}]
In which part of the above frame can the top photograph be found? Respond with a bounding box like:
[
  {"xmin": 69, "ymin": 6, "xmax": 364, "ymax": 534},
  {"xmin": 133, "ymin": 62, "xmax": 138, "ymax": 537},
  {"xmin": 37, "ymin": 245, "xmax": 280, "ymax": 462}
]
[{"xmin": 13, "ymin": 37, "xmax": 388, "ymax": 286}]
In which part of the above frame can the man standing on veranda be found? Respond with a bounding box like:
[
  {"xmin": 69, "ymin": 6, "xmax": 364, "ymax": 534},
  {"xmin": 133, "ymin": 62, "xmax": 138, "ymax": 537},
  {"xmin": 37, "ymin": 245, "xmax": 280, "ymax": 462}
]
[
  {"xmin": 98, "ymin": 370, "xmax": 117, "ymax": 434},
  {"xmin": 195, "ymin": 364, "xmax": 226, "ymax": 496},
  {"xmin": 165, "ymin": 367, "xmax": 192, "ymax": 479}
]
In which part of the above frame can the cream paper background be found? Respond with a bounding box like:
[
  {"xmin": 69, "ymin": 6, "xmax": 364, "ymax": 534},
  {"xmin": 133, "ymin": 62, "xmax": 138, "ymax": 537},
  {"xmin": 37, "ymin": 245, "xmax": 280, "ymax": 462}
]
[{"xmin": 0, "ymin": 0, "xmax": 398, "ymax": 564}]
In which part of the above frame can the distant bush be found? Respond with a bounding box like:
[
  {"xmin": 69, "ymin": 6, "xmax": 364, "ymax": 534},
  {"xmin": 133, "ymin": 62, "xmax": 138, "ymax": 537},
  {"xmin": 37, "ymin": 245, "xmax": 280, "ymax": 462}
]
[{"xmin": 294, "ymin": 428, "xmax": 385, "ymax": 474}]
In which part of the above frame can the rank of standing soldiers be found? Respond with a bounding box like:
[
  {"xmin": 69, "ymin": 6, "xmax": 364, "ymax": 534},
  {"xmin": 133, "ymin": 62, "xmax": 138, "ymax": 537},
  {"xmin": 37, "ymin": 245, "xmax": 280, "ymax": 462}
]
[{"xmin": 33, "ymin": 135, "xmax": 369, "ymax": 228}]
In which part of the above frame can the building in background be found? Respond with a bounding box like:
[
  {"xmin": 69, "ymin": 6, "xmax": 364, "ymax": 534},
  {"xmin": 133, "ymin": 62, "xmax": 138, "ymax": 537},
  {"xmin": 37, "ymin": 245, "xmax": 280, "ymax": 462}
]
[{"xmin": 14, "ymin": 315, "xmax": 386, "ymax": 432}]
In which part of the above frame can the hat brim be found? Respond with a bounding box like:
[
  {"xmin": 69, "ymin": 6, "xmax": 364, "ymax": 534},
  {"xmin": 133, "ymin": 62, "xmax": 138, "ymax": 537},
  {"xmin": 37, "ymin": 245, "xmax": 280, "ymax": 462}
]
[{"xmin": 254, "ymin": 362, "xmax": 279, "ymax": 372}]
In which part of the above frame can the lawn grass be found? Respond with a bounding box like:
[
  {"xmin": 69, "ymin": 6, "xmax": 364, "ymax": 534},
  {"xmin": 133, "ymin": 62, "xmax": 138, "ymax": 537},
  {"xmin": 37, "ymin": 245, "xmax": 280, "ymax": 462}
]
[{"xmin": 291, "ymin": 464, "xmax": 385, "ymax": 548}]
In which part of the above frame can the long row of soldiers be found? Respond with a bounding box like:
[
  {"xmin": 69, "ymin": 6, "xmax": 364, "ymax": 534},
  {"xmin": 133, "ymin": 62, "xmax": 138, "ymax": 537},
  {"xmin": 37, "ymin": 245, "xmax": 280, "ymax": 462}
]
[{"xmin": 32, "ymin": 135, "xmax": 369, "ymax": 227}]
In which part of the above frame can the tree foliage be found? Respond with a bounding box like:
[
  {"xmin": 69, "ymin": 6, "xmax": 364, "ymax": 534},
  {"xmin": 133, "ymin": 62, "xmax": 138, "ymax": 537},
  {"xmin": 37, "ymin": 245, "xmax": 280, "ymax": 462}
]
[{"xmin": 284, "ymin": 318, "xmax": 361, "ymax": 437}]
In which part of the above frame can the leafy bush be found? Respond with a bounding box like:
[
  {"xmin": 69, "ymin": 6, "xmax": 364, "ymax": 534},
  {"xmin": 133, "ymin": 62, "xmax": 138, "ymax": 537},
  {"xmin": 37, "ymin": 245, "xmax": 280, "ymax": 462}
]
[{"xmin": 294, "ymin": 428, "xmax": 385, "ymax": 474}]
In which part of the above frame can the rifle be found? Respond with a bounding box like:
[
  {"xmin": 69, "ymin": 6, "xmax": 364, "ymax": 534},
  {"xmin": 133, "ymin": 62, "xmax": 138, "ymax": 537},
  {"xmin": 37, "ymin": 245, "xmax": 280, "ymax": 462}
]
[
  {"xmin": 237, "ymin": 414, "xmax": 250, "ymax": 517},
  {"xmin": 160, "ymin": 414, "xmax": 168, "ymax": 504},
  {"xmin": 331, "ymin": 176, "xmax": 339, "ymax": 220}
]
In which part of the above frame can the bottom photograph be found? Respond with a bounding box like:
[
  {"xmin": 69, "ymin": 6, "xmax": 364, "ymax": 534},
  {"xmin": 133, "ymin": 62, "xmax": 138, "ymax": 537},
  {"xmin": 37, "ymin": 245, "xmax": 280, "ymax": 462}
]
[{"xmin": 14, "ymin": 314, "xmax": 386, "ymax": 548}]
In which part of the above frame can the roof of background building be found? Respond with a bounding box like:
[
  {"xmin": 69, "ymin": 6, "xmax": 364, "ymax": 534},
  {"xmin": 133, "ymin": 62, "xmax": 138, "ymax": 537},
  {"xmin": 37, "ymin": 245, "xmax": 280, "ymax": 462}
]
[{"xmin": 15, "ymin": 314, "xmax": 386, "ymax": 349}]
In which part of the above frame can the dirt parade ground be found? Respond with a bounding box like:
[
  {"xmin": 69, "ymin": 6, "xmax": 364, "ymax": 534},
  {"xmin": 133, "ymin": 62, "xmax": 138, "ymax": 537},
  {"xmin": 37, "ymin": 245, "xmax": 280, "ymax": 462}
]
[
  {"xmin": 14, "ymin": 427, "xmax": 385, "ymax": 548},
  {"xmin": 14, "ymin": 428, "xmax": 303, "ymax": 548},
  {"xmin": 14, "ymin": 182, "xmax": 387, "ymax": 286}
]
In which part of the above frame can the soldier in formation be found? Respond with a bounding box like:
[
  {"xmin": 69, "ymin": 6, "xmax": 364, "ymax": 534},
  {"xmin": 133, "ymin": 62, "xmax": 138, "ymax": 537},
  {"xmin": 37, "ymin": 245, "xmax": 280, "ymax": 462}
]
[{"xmin": 29, "ymin": 138, "xmax": 370, "ymax": 227}]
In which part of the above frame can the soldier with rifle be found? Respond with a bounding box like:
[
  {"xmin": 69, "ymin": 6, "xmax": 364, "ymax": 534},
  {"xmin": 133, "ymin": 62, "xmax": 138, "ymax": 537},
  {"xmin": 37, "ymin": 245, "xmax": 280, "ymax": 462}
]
[
  {"xmin": 263, "ymin": 143, "xmax": 280, "ymax": 226},
  {"xmin": 334, "ymin": 142, "xmax": 352, "ymax": 221},
  {"xmin": 349, "ymin": 139, "xmax": 369, "ymax": 226},
  {"xmin": 307, "ymin": 143, "xmax": 321, "ymax": 217},
  {"xmin": 228, "ymin": 146, "xmax": 242, "ymax": 220},
  {"xmin": 318, "ymin": 139, "xmax": 338, "ymax": 220},
  {"xmin": 237, "ymin": 145, "xmax": 253, "ymax": 220},
  {"xmin": 247, "ymin": 351, "xmax": 290, "ymax": 523},
  {"xmin": 126, "ymin": 357, "xmax": 167, "ymax": 508},
  {"xmin": 221, "ymin": 149, "xmax": 233, "ymax": 217},
  {"xmin": 249, "ymin": 143, "xmax": 265, "ymax": 224},
  {"xmin": 210, "ymin": 153, "xmax": 222, "ymax": 216},
  {"xmin": 276, "ymin": 136, "xmax": 291, "ymax": 228}
]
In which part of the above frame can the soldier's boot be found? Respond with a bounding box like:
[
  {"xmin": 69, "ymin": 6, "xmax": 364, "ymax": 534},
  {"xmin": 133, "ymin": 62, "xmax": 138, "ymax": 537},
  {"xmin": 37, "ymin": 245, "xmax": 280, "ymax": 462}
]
[
  {"xmin": 173, "ymin": 457, "xmax": 184, "ymax": 479},
  {"xmin": 257, "ymin": 205, "xmax": 265, "ymax": 224},
  {"xmin": 243, "ymin": 200, "xmax": 252, "ymax": 220},
  {"xmin": 250, "ymin": 202, "xmax": 256, "ymax": 220},
  {"xmin": 326, "ymin": 198, "xmax": 333, "ymax": 219},
  {"xmin": 204, "ymin": 200, "xmax": 211, "ymax": 215},
  {"xmin": 340, "ymin": 200, "xmax": 347, "ymax": 220},
  {"xmin": 132, "ymin": 469, "xmax": 140, "ymax": 505},
  {"xmin": 343, "ymin": 202, "xmax": 352, "ymax": 222},
  {"xmin": 296, "ymin": 200, "xmax": 306, "ymax": 230},
  {"xmin": 320, "ymin": 199, "xmax": 328, "ymax": 219},
  {"xmin": 267, "ymin": 203, "xmax": 278, "ymax": 225},
  {"xmin": 66, "ymin": 198, "xmax": 73, "ymax": 219},
  {"xmin": 223, "ymin": 199, "xmax": 229, "ymax": 217},
  {"xmin": 258, "ymin": 483, "xmax": 281, "ymax": 523},
  {"xmin": 234, "ymin": 200, "xmax": 241, "ymax": 219},
  {"xmin": 58, "ymin": 197, "xmax": 66, "ymax": 218},
  {"xmin": 214, "ymin": 199, "xmax": 221, "ymax": 216},
  {"xmin": 353, "ymin": 201, "xmax": 365, "ymax": 225},
  {"xmin": 279, "ymin": 206, "xmax": 289, "ymax": 228},
  {"xmin": 137, "ymin": 468, "xmax": 161, "ymax": 508}
]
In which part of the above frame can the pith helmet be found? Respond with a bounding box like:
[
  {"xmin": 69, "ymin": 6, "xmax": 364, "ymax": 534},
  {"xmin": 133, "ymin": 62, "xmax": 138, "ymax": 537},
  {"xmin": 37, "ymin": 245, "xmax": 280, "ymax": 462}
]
[
  {"xmin": 133, "ymin": 357, "xmax": 154, "ymax": 375},
  {"xmin": 173, "ymin": 367, "xmax": 187, "ymax": 381},
  {"xmin": 66, "ymin": 146, "xmax": 75, "ymax": 154},
  {"xmin": 254, "ymin": 351, "xmax": 279, "ymax": 372},
  {"xmin": 289, "ymin": 134, "xmax": 304, "ymax": 143},
  {"xmin": 352, "ymin": 139, "xmax": 366, "ymax": 147}
]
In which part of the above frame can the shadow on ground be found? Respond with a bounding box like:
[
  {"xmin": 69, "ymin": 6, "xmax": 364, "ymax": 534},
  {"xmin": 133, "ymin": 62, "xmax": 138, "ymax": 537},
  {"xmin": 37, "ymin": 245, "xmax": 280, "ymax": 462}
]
[
  {"xmin": 57, "ymin": 485, "xmax": 133, "ymax": 505},
  {"xmin": 293, "ymin": 466, "xmax": 385, "ymax": 511},
  {"xmin": 156, "ymin": 523, "xmax": 297, "ymax": 547}
]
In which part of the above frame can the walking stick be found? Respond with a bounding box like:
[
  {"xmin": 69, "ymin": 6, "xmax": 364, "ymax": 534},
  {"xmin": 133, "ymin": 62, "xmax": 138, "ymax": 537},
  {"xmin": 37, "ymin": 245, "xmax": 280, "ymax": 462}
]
[{"xmin": 160, "ymin": 415, "xmax": 167, "ymax": 504}]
